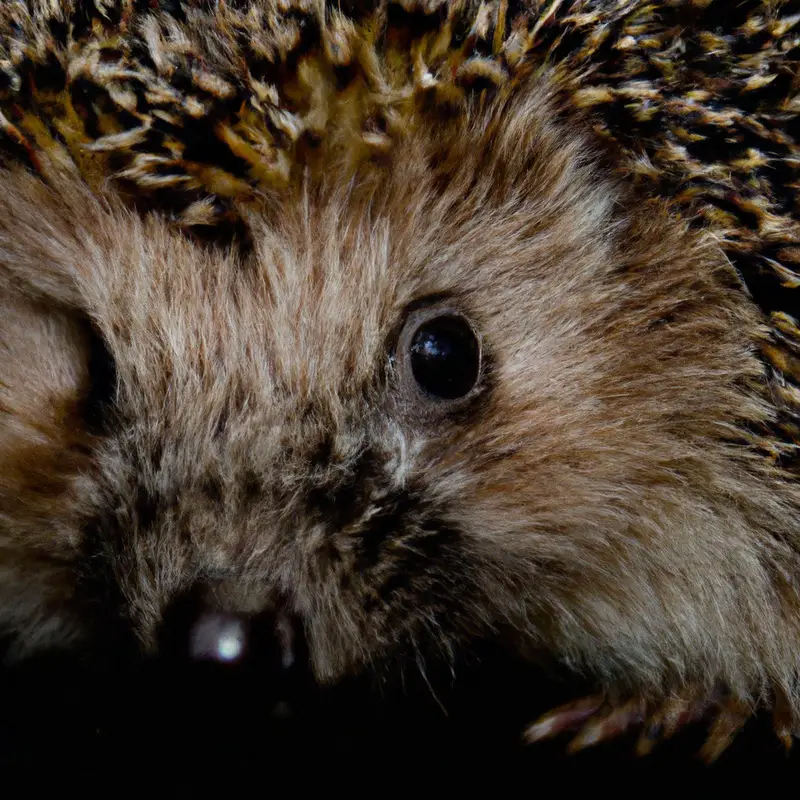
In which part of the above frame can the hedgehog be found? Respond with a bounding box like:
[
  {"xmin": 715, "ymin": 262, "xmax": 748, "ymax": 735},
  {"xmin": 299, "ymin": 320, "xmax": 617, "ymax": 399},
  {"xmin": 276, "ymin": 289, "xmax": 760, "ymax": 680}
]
[{"xmin": 1, "ymin": 0, "xmax": 799, "ymax": 763}]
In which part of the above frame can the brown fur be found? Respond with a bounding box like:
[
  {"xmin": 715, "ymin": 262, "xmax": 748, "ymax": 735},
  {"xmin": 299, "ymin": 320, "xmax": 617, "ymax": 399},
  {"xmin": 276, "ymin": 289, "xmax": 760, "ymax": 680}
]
[{"xmin": 2, "ymin": 73, "xmax": 799, "ymax": 729}]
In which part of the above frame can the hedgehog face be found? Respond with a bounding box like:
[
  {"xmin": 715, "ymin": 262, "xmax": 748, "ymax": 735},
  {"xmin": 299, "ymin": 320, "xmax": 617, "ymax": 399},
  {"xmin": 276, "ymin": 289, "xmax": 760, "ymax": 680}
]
[{"xmin": 1, "ymin": 82, "xmax": 796, "ymax": 701}]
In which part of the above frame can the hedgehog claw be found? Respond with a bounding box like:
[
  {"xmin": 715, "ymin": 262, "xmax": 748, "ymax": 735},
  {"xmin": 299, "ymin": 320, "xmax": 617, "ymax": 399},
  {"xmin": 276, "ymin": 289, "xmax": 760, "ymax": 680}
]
[
  {"xmin": 523, "ymin": 690, "xmax": 777, "ymax": 761},
  {"xmin": 523, "ymin": 695, "xmax": 604, "ymax": 744}
]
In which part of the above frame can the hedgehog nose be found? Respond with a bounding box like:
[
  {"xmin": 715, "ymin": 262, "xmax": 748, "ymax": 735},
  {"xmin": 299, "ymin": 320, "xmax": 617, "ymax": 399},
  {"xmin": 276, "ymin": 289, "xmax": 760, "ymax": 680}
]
[
  {"xmin": 187, "ymin": 608, "xmax": 300, "ymax": 669},
  {"xmin": 188, "ymin": 610, "xmax": 248, "ymax": 663},
  {"xmin": 160, "ymin": 590, "xmax": 301, "ymax": 672},
  {"xmin": 159, "ymin": 591, "xmax": 248, "ymax": 664}
]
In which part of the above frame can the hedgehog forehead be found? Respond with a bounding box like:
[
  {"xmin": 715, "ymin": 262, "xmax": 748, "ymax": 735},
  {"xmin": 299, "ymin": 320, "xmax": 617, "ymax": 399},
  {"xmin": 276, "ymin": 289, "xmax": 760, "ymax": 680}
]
[{"xmin": 101, "ymin": 215, "xmax": 403, "ymax": 432}]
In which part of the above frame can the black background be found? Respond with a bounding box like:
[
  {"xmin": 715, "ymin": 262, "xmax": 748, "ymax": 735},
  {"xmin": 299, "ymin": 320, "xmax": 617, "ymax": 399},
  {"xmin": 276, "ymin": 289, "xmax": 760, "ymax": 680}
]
[{"xmin": 2, "ymin": 641, "xmax": 797, "ymax": 791}]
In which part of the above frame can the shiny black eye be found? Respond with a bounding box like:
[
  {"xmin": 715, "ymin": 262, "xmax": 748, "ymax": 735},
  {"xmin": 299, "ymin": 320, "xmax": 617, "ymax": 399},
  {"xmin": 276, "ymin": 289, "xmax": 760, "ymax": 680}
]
[{"xmin": 408, "ymin": 314, "xmax": 480, "ymax": 400}]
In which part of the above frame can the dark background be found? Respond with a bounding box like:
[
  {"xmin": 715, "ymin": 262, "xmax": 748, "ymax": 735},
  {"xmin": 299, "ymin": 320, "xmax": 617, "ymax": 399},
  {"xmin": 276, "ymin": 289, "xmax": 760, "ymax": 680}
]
[{"xmin": 2, "ymin": 640, "xmax": 797, "ymax": 790}]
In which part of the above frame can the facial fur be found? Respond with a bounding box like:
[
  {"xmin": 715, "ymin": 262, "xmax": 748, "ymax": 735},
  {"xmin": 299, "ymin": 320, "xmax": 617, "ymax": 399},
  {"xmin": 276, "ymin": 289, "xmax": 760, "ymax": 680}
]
[{"xmin": 1, "ymin": 77, "xmax": 799, "ymax": 719}]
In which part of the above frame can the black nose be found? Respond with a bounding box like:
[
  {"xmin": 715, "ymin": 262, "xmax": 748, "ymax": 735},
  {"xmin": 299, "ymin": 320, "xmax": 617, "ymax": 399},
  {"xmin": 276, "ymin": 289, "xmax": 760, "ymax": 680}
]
[
  {"xmin": 159, "ymin": 590, "xmax": 303, "ymax": 675},
  {"xmin": 188, "ymin": 611, "xmax": 249, "ymax": 664},
  {"xmin": 149, "ymin": 594, "xmax": 313, "ymax": 752}
]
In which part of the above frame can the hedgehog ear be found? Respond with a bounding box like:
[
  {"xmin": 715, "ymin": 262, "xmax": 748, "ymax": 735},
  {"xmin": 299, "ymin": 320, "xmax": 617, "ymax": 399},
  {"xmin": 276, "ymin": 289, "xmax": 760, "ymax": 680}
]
[{"xmin": 0, "ymin": 167, "xmax": 110, "ymax": 310}]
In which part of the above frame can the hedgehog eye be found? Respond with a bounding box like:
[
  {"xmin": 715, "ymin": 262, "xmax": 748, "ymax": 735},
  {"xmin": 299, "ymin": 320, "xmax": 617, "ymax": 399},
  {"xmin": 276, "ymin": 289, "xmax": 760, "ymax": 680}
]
[
  {"xmin": 409, "ymin": 315, "xmax": 480, "ymax": 399},
  {"xmin": 396, "ymin": 305, "xmax": 482, "ymax": 403}
]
